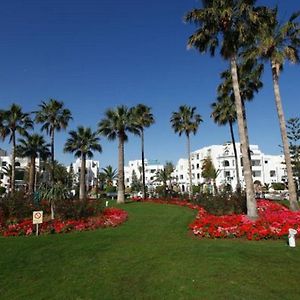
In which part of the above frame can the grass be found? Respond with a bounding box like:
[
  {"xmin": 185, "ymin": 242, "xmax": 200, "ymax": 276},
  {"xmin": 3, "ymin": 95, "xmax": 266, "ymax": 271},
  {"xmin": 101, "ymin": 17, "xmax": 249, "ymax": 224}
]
[{"xmin": 1, "ymin": 201, "xmax": 300, "ymax": 299}]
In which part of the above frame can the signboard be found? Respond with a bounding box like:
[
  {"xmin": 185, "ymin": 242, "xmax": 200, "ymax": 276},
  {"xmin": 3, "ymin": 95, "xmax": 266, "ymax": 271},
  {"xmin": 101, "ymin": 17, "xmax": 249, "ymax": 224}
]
[{"xmin": 33, "ymin": 211, "xmax": 43, "ymax": 224}]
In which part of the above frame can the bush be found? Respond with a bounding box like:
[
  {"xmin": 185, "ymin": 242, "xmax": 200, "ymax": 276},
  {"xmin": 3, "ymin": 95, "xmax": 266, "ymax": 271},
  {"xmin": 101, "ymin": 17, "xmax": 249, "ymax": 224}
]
[
  {"xmin": 0, "ymin": 186, "xmax": 6, "ymax": 195},
  {"xmin": 272, "ymin": 182, "xmax": 286, "ymax": 190},
  {"xmin": 55, "ymin": 199, "xmax": 105, "ymax": 220},
  {"xmin": 0, "ymin": 191, "xmax": 36, "ymax": 223},
  {"xmin": 193, "ymin": 192, "xmax": 247, "ymax": 216}
]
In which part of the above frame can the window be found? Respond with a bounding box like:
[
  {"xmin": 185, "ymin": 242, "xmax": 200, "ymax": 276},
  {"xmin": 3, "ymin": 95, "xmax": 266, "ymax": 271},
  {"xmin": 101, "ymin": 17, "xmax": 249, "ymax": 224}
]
[
  {"xmin": 197, "ymin": 173, "xmax": 200, "ymax": 179},
  {"xmin": 180, "ymin": 175, "xmax": 183, "ymax": 180},
  {"xmin": 15, "ymin": 162, "xmax": 21, "ymax": 167},
  {"xmin": 192, "ymin": 164, "xmax": 194, "ymax": 170},
  {"xmin": 252, "ymin": 171, "xmax": 261, "ymax": 177},
  {"xmin": 196, "ymin": 154, "xmax": 199, "ymax": 160},
  {"xmin": 224, "ymin": 171, "xmax": 230, "ymax": 177},
  {"xmin": 196, "ymin": 163, "xmax": 200, "ymax": 169},
  {"xmin": 0, "ymin": 174, "xmax": 3, "ymax": 179},
  {"xmin": 270, "ymin": 170, "xmax": 276, "ymax": 177},
  {"xmin": 223, "ymin": 160, "xmax": 230, "ymax": 167},
  {"xmin": 2, "ymin": 161, "xmax": 7, "ymax": 166},
  {"xmin": 265, "ymin": 160, "xmax": 268, "ymax": 164},
  {"xmin": 251, "ymin": 160, "xmax": 261, "ymax": 166}
]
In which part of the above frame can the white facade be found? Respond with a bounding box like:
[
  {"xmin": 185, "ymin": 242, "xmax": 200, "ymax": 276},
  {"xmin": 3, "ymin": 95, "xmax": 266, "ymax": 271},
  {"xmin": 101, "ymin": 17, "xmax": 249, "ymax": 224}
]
[
  {"xmin": 0, "ymin": 149, "xmax": 40, "ymax": 190},
  {"xmin": 69, "ymin": 158, "xmax": 100, "ymax": 187},
  {"xmin": 174, "ymin": 143, "xmax": 286, "ymax": 192},
  {"xmin": 124, "ymin": 159, "xmax": 164, "ymax": 192}
]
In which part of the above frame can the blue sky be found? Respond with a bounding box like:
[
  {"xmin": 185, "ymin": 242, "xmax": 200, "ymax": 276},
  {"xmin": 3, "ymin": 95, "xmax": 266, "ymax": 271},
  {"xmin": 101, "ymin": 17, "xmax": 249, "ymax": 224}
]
[{"xmin": 0, "ymin": 0, "xmax": 299, "ymax": 169}]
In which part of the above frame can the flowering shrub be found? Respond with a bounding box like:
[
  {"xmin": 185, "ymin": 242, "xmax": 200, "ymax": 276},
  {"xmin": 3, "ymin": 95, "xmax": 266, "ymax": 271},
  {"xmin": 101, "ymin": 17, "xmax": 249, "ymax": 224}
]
[
  {"xmin": 1, "ymin": 207, "xmax": 128, "ymax": 237},
  {"xmin": 134, "ymin": 197, "xmax": 300, "ymax": 240}
]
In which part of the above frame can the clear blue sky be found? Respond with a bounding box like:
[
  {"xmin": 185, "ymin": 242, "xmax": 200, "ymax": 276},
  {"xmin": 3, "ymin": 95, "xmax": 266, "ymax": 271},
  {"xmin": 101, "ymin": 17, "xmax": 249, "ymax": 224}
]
[{"xmin": 0, "ymin": 0, "xmax": 299, "ymax": 169}]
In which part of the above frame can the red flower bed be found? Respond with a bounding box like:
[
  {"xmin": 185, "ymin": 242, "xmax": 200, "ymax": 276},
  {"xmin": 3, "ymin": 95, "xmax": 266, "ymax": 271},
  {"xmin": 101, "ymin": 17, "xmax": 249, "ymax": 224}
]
[
  {"xmin": 1, "ymin": 207, "xmax": 128, "ymax": 237},
  {"xmin": 135, "ymin": 198, "xmax": 300, "ymax": 240}
]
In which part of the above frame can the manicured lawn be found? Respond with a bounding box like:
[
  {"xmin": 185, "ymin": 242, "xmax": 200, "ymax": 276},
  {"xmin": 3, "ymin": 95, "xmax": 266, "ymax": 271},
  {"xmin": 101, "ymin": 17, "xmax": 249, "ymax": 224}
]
[{"xmin": 1, "ymin": 202, "xmax": 300, "ymax": 299}]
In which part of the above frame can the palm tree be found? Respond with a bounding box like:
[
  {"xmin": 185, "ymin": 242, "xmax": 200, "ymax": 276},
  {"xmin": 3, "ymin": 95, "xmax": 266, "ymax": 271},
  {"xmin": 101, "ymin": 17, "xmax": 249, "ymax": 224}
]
[
  {"xmin": 64, "ymin": 126, "xmax": 102, "ymax": 200},
  {"xmin": 246, "ymin": 9, "xmax": 300, "ymax": 210},
  {"xmin": 17, "ymin": 133, "xmax": 50, "ymax": 195},
  {"xmin": 170, "ymin": 105, "xmax": 202, "ymax": 198},
  {"xmin": 35, "ymin": 99, "xmax": 72, "ymax": 183},
  {"xmin": 100, "ymin": 165, "xmax": 118, "ymax": 187},
  {"xmin": 185, "ymin": 0, "xmax": 268, "ymax": 218},
  {"xmin": 154, "ymin": 166, "xmax": 174, "ymax": 198},
  {"xmin": 211, "ymin": 98, "xmax": 241, "ymax": 191},
  {"xmin": 131, "ymin": 104, "xmax": 155, "ymax": 200},
  {"xmin": 98, "ymin": 106, "xmax": 140, "ymax": 204},
  {"xmin": 0, "ymin": 104, "xmax": 33, "ymax": 193},
  {"xmin": 212, "ymin": 59, "xmax": 264, "ymax": 192}
]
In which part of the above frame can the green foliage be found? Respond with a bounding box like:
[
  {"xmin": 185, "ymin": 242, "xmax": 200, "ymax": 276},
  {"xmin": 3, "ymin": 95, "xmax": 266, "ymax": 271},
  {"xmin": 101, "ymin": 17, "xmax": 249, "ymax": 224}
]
[
  {"xmin": 271, "ymin": 182, "xmax": 286, "ymax": 190},
  {"xmin": 0, "ymin": 191, "xmax": 35, "ymax": 223},
  {"xmin": 131, "ymin": 170, "xmax": 142, "ymax": 193},
  {"xmin": 193, "ymin": 192, "xmax": 247, "ymax": 216},
  {"xmin": 201, "ymin": 156, "xmax": 219, "ymax": 181},
  {"xmin": 287, "ymin": 117, "xmax": 300, "ymax": 185},
  {"xmin": 105, "ymin": 185, "xmax": 117, "ymax": 193},
  {"xmin": 55, "ymin": 199, "xmax": 105, "ymax": 220},
  {"xmin": 0, "ymin": 186, "xmax": 6, "ymax": 195},
  {"xmin": 192, "ymin": 185, "xmax": 201, "ymax": 194}
]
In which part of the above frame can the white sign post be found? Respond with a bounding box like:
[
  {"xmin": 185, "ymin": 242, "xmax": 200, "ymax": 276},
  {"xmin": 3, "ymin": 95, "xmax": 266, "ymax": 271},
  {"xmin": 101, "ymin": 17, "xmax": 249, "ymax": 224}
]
[{"xmin": 33, "ymin": 211, "xmax": 43, "ymax": 236}]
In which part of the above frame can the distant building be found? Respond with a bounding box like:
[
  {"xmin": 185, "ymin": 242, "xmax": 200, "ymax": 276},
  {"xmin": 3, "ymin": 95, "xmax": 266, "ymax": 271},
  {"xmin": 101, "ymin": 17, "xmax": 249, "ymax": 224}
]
[
  {"xmin": 174, "ymin": 143, "xmax": 286, "ymax": 192},
  {"xmin": 124, "ymin": 159, "xmax": 164, "ymax": 193},
  {"xmin": 68, "ymin": 158, "xmax": 100, "ymax": 188},
  {"xmin": 0, "ymin": 149, "xmax": 40, "ymax": 191}
]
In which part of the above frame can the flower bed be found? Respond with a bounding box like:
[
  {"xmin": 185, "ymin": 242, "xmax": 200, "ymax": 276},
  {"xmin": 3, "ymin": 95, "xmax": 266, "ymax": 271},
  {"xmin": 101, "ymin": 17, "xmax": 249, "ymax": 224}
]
[
  {"xmin": 135, "ymin": 198, "xmax": 300, "ymax": 240},
  {"xmin": 1, "ymin": 207, "xmax": 128, "ymax": 237}
]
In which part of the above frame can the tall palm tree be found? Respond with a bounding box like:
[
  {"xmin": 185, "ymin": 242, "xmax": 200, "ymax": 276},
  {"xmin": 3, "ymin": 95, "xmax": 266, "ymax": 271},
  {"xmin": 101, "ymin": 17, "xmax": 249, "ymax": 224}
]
[
  {"xmin": 246, "ymin": 9, "xmax": 300, "ymax": 210},
  {"xmin": 211, "ymin": 98, "xmax": 241, "ymax": 191},
  {"xmin": 0, "ymin": 104, "xmax": 33, "ymax": 193},
  {"xmin": 185, "ymin": 0, "xmax": 268, "ymax": 218},
  {"xmin": 100, "ymin": 165, "xmax": 118, "ymax": 187},
  {"xmin": 131, "ymin": 104, "xmax": 155, "ymax": 200},
  {"xmin": 35, "ymin": 99, "xmax": 72, "ymax": 183},
  {"xmin": 170, "ymin": 105, "xmax": 202, "ymax": 198},
  {"xmin": 212, "ymin": 59, "xmax": 264, "ymax": 192},
  {"xmin": 98, "ymin": 106, "xmax": 140, "ymax": 204},
  {"xmin": 64, "ymin": 126, "xmax": 102, "ymax": 200},
  {"xmin": 17, "ymin": 133, "xmax": 50, "ymax": 195}
]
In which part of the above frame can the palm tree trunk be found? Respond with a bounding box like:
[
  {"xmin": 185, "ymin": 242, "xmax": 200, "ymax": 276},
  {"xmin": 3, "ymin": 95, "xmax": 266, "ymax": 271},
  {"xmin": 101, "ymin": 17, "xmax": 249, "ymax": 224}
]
[
  {"xmin": 79, "ymin": 153, "xmax": 86, "ymax": 200},
  {"xmin": 141, "ymin": 129, "xmax": 146, "ymax": 200},
  {"xmin": 231, "ymin": 55, "xmax": 257, "ymax": 219},
  {"xmin": 51, "ymin": 128, "xmax": 55, "ymax": 183},
  {"xmin": 187, "ymin": 133, "xmax": 193, "ymax": 199},
  {"xmin": 117, "ymin": 134, "xmax": 125, "ymax": 204},
  {"xmin": 229, "ymin": 120, "xmax": 241, "ymax": 192},
  {"xmin": 28, "ymin": 156, "xmax": 36, "ymax": 195},
  {"xmin": 271, "ymin": 61, "xmax": 298, "ymax": 210},
  {"xmin": 11, "ymin": 132, "xmax": 16, "ymax": 194}
]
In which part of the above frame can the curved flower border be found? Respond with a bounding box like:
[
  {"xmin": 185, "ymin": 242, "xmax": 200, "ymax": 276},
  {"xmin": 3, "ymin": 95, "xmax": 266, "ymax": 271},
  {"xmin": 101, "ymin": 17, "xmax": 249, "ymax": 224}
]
[
  {"xmin": 134, "ymin": 197, "xmax": 300, "ymax": 240},
  {"xmin": 1, "ymin": 207, "xmax": 128, "ymax": 237}
]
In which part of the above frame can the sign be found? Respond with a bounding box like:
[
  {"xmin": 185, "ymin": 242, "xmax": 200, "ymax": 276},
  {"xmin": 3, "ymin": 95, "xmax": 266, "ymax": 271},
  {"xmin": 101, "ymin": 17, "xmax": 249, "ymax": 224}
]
[{"xmin": 33, "ymin": 211, "xmax": 43, "ymax": 224}]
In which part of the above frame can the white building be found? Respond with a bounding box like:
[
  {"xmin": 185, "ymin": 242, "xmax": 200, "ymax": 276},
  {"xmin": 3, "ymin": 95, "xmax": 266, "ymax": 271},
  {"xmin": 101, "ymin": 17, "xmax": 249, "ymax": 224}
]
[
  {"xmin": 174, "ymin": 143, "xmax": 286, "ymax": 192},
  {"xmin": 68, "ymin": 158, "xmax": 100, "ymax": 188},
  {"xmin": 124, "ymin": 159, "xmax": 164, "ymax": 192},
  {"xmin": 0, "ymin": 148, "xmax": 40, "ymax": 191}
]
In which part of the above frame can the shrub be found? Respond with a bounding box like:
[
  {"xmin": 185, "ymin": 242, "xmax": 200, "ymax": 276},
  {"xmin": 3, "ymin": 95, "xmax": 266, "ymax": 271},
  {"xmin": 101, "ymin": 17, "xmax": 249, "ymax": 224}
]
[
  {"xmin": 271, "ymin": 182, "xmax": 286, "ymax": 190},
  {"xmin": 0, "ymin": 191, "xmax": 36, "ymax": 223},
  {"xmin": 193, "ymin": 192, "xmax": 247, "ymax": 216},
  {"xmin": 55, "ymin": 199, "xmax": 105, "ymax": 220}
]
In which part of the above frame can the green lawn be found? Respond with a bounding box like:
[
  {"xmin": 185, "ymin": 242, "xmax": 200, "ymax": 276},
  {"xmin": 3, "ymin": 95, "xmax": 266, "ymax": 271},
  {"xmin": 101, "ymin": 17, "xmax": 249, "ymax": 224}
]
[{"xmin": 1, "ymin": 202, "xmax": 300, "ymax": 299}]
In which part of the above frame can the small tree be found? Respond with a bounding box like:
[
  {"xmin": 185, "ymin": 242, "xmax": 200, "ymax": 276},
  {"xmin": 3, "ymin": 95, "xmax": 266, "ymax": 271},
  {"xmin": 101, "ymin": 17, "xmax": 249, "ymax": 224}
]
[
  {"xmin": 287, "ymin": 117, "xmax": 300, "ymax": 190},
  {"xmin": 201, "ymin": 156, "xmax": 220, "ymax": 195}
]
